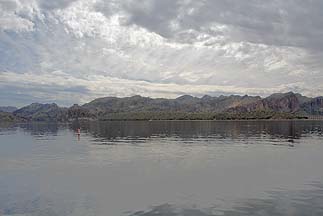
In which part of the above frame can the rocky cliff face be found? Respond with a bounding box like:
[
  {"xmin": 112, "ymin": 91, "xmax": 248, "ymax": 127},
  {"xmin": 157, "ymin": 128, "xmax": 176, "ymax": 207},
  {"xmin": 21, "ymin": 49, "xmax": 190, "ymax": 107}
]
[
  {"xmin": 229, "ymin": 92, "xmax": 312, "ymax": 113},
  {"xmin": 301, "ymin": 97, "xmax": 323, "ymax": 115}
]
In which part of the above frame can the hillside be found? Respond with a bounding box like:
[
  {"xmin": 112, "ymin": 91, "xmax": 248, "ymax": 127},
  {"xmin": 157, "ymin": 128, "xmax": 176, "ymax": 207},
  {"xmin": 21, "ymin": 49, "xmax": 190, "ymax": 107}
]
[
  {"xmin": 2, "ymin": 92, "xmax": 323, "ymax": 122},
  {"xmin": 0, "ymin": 111, "xmax": 25, "ymax": 122},
  {"xmin": 82, "ymin": 95, "xmax": 261, "ymax": 113},
  {"xmin": 13, "ymin": 103, "xmax": 68, "ymax": 122}
]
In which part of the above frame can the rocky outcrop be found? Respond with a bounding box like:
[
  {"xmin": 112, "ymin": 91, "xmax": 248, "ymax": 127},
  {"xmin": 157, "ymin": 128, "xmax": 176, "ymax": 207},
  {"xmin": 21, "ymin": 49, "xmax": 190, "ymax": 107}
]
[
  {"xmin": 300, "ymin": 97, "xmax": 323, "ymax": 115},
  {"xmin": 229, "ymin": 92, "xmax": 311, "ymax": 113}
]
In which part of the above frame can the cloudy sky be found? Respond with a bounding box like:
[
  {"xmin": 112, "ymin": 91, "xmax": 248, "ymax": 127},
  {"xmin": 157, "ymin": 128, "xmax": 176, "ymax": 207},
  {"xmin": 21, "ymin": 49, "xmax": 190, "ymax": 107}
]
[{"xmin": 1, "ymin": 0, "xmax": 323, "ymax": 106}]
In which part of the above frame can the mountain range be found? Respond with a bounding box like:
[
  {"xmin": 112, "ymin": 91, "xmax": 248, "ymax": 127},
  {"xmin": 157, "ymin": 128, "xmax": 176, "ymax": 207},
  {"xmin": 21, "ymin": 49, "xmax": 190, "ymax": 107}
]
[{"xmin": 1, "ymin": 92, "xmax": 323, "ymax": 122}]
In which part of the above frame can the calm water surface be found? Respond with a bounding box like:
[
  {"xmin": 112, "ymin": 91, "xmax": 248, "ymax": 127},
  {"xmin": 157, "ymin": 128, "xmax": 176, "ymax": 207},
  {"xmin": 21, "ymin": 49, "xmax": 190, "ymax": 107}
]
[{"xmin": 0, "ymin": 120, "xmax": 323, "ymax": 215}]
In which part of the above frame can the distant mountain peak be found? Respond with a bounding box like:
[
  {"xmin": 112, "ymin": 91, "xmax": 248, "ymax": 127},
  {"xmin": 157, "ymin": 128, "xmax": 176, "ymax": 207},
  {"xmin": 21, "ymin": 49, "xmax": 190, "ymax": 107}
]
[
  {"xmin": 129, "ymin": 95, "xmax": 143, "ymax": 99},
  {"xmin": 267, "ymin": 91, "xmax": 310, "ymax": 100},
  {"xmin": 176, "ymin": 95, "xmax": 196, "ymax": 100},
  {"xmin": 202, "ymin": 95, "xmax": 212, "ymax": 100}
]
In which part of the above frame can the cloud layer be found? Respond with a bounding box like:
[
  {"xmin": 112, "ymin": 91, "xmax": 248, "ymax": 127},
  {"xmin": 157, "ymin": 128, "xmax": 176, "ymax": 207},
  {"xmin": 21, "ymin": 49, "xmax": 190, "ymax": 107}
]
[{"xmin": 1, "ymin": 0, "xmax": 323, "ymax": 106}]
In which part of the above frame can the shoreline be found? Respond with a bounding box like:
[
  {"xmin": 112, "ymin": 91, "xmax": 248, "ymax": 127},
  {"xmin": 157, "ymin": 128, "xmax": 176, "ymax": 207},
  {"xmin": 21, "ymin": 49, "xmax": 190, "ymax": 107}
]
[{"xmin": 2, "ymin": 118, "xmax": 323, "ymax": 125}]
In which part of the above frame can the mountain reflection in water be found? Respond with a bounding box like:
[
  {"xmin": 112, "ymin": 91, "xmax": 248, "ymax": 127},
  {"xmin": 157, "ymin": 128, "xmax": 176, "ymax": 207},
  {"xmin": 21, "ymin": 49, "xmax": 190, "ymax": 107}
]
[
  {"xmin": 0, "ymin": 120, "xmax": 323, "ymax": 216},
  {"xmin": 72, "ymin": 120, "xmax": 323, "ymax": 144}
]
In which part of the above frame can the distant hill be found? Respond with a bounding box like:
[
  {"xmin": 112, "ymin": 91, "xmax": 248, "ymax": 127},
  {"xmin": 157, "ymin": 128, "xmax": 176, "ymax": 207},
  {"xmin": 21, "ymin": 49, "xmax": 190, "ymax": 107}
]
[
  {"xmin": 2, "ymin": 92, "xmax": 323, "ymax": 122},
  {"xmin": 228, "ymin": 92, "xmax": 321, "ymax": 115},
  {"xmin": 0, "ymin": 106, "xmax": 17, "ymax": 113},
  {"xmin": 228, "ymin": 92, "xmax": 308, "ymax": 112},
  {"xmin": 0, "ymin": 111, "xmax": 25, "ymax": 122},
  {"xmin": 13, "ymin": 103, "xmax": 68, "ymax": 122},
  {"xmin": 82, "ymin": 94, "xmax": 261, "ymax": 113}
]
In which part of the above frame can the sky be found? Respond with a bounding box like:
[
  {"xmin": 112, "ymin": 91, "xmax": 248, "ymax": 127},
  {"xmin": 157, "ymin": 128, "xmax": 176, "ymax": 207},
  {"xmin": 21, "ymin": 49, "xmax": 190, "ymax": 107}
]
[{"xmin": 1, "ymin": 0, "xmax": 323, "ymax": 107}]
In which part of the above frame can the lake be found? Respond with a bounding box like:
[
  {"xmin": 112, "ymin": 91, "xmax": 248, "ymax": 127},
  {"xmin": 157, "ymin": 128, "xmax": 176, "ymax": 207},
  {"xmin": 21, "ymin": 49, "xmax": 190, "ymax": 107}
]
[{"xmin": 0, "ymin": 120, "xmax": 323, "ymax": 216}]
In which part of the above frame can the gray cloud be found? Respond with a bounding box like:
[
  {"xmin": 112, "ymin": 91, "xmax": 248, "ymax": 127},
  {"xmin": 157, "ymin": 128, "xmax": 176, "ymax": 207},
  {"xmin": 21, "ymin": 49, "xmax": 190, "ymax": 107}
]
[
  {"xmin": 98, "ymin": 0, "xmax": 323, "ymax": 49},
  {"xmin": 123, "ymin": 0, "xmax": 181, "ymax": 38},
  {"xmin": 0, "ymin": 0, "xmax": 19, "ymax": 11},
  {"xmin": 37, "ymin": 0, "xmax": 77, "ymax": 10},
  {"xmin": 0, "ymin": 0, "xmax": 323, "ymax": 106},
  {"xmin": 0, "ymin": 0, "xmax": 36, "ymax": 32}
]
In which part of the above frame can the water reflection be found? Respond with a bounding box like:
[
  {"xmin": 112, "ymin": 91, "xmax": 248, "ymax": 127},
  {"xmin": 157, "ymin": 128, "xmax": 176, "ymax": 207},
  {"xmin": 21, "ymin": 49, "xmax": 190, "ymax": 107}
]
[
  {"xmin": 0, "ymin": 122, "xmax": 62, "ymax": 137},
  {"xmin": 2, "ymin": 120, "xmax": 322, "ymax": 142},
  {"xmin": 71, "ymin": 120, "xmax": 323, "ymax": 144},
  {"xmin": 128, "ymin": 183, "xmax": 323, "ymax": 216},
  {"xmin": 1, "ymin": 183, "xmax": 323, "ymax": 216},
  {"xmin": 1, "ymin": 120, "xmax": 323, "ymax": 216},
  {"xmin": 0, "ymin": 194, "xmax": 96, "ymax": 216},
  {"xmin": 20, "ymin": 122, "xmax": 61, "ymax": 136}
]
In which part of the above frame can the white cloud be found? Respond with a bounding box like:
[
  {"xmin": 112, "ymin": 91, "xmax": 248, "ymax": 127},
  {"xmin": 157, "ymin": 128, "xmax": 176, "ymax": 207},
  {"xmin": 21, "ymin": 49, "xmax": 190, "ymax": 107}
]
[
  {"xmin": 0, "ymin": 12, "xmax": 34, "ymax": 32},
  {"xmin": 0, "ymin": 0, "xmax": 41, "ymax": 32},
  {"xmin": 1, "ymin": 70, "xmax": 322, "ymax": 107},
  {"xmin": 0, "ymin": 0, "xmax": 323, "ymax": 106}
]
